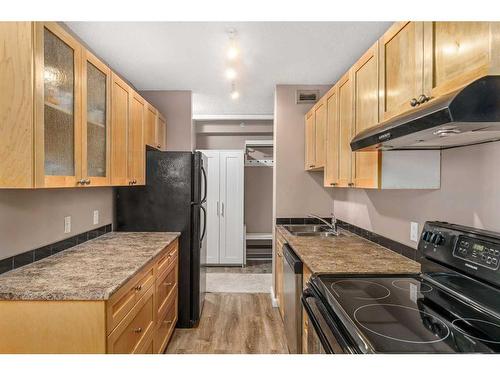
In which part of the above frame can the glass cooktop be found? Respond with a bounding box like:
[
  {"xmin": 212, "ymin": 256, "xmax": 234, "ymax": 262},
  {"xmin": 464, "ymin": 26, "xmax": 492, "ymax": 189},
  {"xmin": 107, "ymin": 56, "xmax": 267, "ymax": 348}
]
[{"xmin": 313, "ymin": 274, "xmax": 500, "ymax": 353}]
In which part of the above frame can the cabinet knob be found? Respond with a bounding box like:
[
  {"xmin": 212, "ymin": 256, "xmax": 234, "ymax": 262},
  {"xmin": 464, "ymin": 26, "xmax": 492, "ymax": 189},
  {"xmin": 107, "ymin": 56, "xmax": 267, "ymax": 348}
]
[
  {"xmin": 418, "ymin": 94, "xmax": 432, "ymax": 105},
  {"xmin": 410, "ymin": 98, "xmax": 419, "ymax": 107},
  {"xmin": 85, "ymin": 179, "xmax": 91, "ymax": 185},
  {"xmin": 348, "ymin": 182, "xmax": 355, "ymax": 187},
  {"xmin": 77, "ymin": 179, "xmax": 85, "ymax": 185},
  {"xmin": 330, "ymin": 182, "xmax": 338, "ymax": 186},
  {"xmin": 157, "ymin": 144, "xmax": 161, "ymax": 148},
  {"xmin": 134, "ymin": 285, "xmax": 142, "ymax": 291},
  {"xmin": 309, "ymin": 164, "xmax": 315, "ymax": 168},
  {"xmin": 133, "ymin": 327, "xmax": 143, "ymax": 334}
]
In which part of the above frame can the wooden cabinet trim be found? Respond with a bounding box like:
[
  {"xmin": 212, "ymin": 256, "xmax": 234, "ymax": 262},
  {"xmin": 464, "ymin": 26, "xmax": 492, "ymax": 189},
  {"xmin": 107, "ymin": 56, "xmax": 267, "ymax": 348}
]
[{"xmin": 324, "ymin": 84, "xmax": 340, "ymax": 187}]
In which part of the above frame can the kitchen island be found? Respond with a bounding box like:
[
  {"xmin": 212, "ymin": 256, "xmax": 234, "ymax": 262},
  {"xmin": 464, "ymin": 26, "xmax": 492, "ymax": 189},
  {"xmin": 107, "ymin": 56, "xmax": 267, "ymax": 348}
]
[{"xmin": 0, "ymin": 232, "xmax": 180, "ymax": 354}]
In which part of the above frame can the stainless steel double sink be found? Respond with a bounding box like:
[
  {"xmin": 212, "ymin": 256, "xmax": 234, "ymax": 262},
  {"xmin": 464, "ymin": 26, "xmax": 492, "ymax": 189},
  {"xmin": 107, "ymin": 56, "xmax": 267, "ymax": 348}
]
[{"xmin": 282, "ymin": 224, "xmax": 341, "ymax": 237}]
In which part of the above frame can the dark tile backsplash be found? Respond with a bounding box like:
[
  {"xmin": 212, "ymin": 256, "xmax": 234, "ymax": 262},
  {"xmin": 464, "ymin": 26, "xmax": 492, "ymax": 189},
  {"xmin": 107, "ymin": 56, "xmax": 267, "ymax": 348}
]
[
  {"xmin": 276, "ymin": 217, "xmax": 422, "ymax": 263},
  {"xmin": 0, "ymin": 224, "xmax": 113, "ymax": 275}
]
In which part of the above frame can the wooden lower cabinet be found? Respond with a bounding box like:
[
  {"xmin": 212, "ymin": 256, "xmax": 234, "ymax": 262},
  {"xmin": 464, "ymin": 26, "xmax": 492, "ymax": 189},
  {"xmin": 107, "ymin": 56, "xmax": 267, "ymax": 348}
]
[
  {"xmin": 301, "ymin": 265, "xmax": 312, "ymax": 354},
  {"xmin": 274, "ymin": 229, "xmax": 286, "ymax": 320},
  {"xmin": 0, "ymin": 239, "xmax": 179, "ymax": 354}
]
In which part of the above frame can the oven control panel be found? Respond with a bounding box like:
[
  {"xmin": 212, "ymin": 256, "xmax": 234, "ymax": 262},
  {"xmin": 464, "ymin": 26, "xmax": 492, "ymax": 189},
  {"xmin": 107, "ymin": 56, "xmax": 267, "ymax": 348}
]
[
  {"xmin": 453, "ymin": 235, "xmax": 500, "ymax": 270},
  {"xmin": 419, "ymin": 221, "xmax": 500, "ymax": 287}
]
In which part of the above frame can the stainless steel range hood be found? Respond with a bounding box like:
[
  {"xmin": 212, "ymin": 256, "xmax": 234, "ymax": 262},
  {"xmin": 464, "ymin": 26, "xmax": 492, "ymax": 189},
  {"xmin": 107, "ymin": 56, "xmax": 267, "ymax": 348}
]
[{"xmin": 350, "ymin": 76, "xmax": 500, "ymax": 151}]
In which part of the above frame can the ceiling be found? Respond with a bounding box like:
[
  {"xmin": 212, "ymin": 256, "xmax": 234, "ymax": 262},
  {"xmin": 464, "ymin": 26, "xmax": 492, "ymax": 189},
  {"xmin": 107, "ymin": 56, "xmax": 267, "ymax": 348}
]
[{"xmin": 66, "ymin": 22, "xmax": 391, "ymax": 116}]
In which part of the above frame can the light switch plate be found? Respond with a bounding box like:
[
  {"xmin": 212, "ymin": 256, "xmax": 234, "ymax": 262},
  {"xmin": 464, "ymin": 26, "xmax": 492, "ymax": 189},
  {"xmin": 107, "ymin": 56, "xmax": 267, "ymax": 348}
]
[
  {"xmin": 93, "ymin": 210, "xmax": 99, "ymax": 225},
  {"xmin": 410, "ymin": 222, "xmax": 419, "ymax": 242},
  {"xmin": 64, "ymin": 216, "xmax": 71, "ymax": 234}
]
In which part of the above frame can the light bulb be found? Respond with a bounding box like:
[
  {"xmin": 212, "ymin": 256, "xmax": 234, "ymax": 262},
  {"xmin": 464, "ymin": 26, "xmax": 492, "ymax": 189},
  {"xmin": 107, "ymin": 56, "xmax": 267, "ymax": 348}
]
[
  {"xmin": 227, "ymin": 46, "xmax": 239, "ymax": 60},
  {"xmin": 231, "ymin": 90, "xmax": 240, "ymax": 100},
  {"xmin": 225, "ymin": 68, "xmax": 237, "ymax": 80}
]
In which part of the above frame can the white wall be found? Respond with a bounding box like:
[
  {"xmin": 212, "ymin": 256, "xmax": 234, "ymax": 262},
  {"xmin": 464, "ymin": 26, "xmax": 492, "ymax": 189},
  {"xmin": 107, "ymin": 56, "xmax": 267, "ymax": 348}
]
[
  {"xmin": 332, "ymin": 141, "xmax": 500, "ymax": 248},
  {"xmin": 0, "ymin": 188, "xmax": 113, "ymax": 259}
]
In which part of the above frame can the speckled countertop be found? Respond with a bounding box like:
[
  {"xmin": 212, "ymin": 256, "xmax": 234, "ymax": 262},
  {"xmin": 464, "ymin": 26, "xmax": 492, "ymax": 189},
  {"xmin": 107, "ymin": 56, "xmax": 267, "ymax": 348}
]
[
  {"xmin": 0, "ymin": 232, "xmax": 180, "ymax": 301},
  {"xmin": 276, "ymin": 226, "xmax": 420, "ymax": 275}
]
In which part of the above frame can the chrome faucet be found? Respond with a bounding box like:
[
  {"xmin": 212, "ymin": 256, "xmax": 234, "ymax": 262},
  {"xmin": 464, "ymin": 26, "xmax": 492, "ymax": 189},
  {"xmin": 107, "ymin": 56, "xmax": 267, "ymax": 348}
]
[{"xmin": 308, "ymin": 213, "xmax": 337, "ymax": 233}]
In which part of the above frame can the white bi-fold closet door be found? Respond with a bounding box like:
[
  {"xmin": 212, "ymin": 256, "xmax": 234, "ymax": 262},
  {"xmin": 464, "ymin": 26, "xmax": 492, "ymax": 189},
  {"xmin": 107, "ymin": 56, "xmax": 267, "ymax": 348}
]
[{"xmin": 200, "ymin": 150, "xmax": 244, "ymax": 265}]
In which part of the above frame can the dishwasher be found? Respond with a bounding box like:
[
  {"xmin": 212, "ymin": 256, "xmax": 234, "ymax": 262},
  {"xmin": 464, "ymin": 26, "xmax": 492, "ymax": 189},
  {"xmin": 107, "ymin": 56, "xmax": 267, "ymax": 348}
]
[{"xmin": 283, "ymin": 243, "xmax": 303, "ymax": 354}]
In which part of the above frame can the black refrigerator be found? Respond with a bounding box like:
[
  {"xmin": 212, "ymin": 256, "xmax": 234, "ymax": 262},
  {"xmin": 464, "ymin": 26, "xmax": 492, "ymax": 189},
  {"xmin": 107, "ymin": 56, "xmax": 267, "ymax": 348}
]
[{"xmin": 115, "ymin": 150, "xmax": 207, "ymax": 328}]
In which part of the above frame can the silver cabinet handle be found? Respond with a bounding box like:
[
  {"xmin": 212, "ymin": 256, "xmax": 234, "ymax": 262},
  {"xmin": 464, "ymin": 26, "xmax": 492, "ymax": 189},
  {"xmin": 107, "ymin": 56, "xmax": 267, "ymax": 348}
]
[
  {"xmin": 410, "ymin": 98, "xmax": 418, "ymax": 107},
  {"xmin": 133, "ymin": 327, "xmax": 142, "ymax": 334},
  {"xmin": 348, "ymin": 182, "xmax": 355, "ymax": 187},
  {"xmin": 134, "ymin": 285, "xmax": 142, "ymax": 291},
  {"xmin": 217, "ymin": 201, "xmax": 220, "ymax": 216},
  {"xmin": 85, "ymin": 179, "xmax": 91, "ymax": 185},
  {"xmin": 221, "ymin": 202, "xmax": 225, "ymax": 216},
  {"xmin": 418, "ymin": 94, "xmax": 432, "ymax": 105},
  {"xmin": 330, "ymin": 182, "xmax": 338, "ymax": 186},
  {"xmin": 77, "ymin": 179, "xmax": 85, "ymax": 185}
]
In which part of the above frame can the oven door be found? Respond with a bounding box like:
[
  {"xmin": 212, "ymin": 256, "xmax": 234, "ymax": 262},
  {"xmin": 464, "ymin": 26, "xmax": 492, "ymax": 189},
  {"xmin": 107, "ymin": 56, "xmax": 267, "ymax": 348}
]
[{"xmin": 302, "ymin": 288, "xmax": 358, "ymax": 354}]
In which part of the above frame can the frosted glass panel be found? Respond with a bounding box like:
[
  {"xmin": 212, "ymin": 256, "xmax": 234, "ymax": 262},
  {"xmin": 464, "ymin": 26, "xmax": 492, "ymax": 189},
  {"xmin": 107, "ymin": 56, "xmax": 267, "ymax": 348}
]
[
  {"xmin": 43, "ymin": 28, "xmax": 75, "ymax": 176},
  {"xmin": 87, "ymin": 62, "xmax": 106, "ymax": 177}
]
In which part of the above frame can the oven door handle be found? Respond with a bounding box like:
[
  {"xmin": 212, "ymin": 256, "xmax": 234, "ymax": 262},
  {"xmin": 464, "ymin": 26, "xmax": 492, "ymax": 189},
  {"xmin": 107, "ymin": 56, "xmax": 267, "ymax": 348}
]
[{"xmin": 301, "ymin": 291, "xmax": 335, "ymax": 354}]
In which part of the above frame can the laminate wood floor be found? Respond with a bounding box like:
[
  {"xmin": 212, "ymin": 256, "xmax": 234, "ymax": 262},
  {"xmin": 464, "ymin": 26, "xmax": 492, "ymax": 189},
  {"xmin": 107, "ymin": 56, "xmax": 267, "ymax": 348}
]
[
  {"xmin": 206, "ymin": 260, "xmax": 272, "ymax": 274},
  {"xmin": 166, "ymin": 293, "xmax": 289, "ymax": 354}
]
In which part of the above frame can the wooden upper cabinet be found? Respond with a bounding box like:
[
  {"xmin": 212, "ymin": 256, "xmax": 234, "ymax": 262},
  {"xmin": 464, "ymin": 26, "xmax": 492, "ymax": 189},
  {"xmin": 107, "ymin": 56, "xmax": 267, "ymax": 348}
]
[
  {"xmin": 128, "ymin": 92, "xmax": 145, "ymax": 185},
  {"xmin": 82, "ymin": 50, "xmax": 111, "ymax": 187},
  {"xmin": 0, "ymin": 22, "xmax": 34, "ymax": 189},
  {"xmin": 157, "ymin": 113, "xmax": 167, "ymax": 151},
  {"xmin": 352, "ymin": 42, "xmax": 380, "ymax": 189},
  {"xmin": 145, "ymin": 103, "xmax": 157, "ymax": 148},
  {"xmin": 34, "ymin": 22, "xmax": 83, "ymax": 188},
  {"xmin": 379, "ymin": 22, "xmax": 424, "ymax": 121},
  {"xmin": 304, "ymin": 111, "xmax": 316, "ymax": 170},
  {"xmin": 423, "ymin": 22, "xmax": 500, "ymax": 100},
  {"xmin": 337, "ymin": 71, "xmax": 354, "ymax": 188},
  {"xmin": 324, "ymin": 85, "xmax": 339, "ymax": 187},
  {"xmin": 314, "ymin": 98, "xmax": 326, "ymax": 169},
  {"xmin": 110, "ymin": 73, "xmax": 130, "ymax": 186}
]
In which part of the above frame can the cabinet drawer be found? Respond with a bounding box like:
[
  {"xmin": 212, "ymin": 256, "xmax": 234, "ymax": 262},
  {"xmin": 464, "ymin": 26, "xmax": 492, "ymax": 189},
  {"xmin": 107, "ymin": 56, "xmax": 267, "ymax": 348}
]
[
  {"xmin": 153, "ymin": 289, "xmax": 177, "ymax": 354},
  {"xmin": 106, "ymin": 265, "xmax": 155, "ymax": 334},
  {"xmin": 136, "ymin": 336, "xmax": 154, "ymax": 354},
  {"xmin": 157, "ymin": 240, "xmax": 178, "ymax": 275},
  {"xmin": 107, "ymin": 285, "xmax": 155, "ymax": 354},
  {"xmin": 156, "ymin": 259, "xmax": 178, "ymax": 319}
]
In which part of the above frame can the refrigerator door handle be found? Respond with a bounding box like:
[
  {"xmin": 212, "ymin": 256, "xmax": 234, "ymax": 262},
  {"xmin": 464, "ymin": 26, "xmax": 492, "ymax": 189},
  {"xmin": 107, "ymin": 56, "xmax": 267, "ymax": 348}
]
[
  {"xmin": 200, "ymin": 205, "xmax": 207, "ymax": 243},
  {"xmin": 201, "ymin": 166, "xmax": 208, "ymax": 204},
  {"xmin": 221, "ymin": 202, "xmax": 224, "ymax": 217},
  {"xmin": 217, "ymin": 201, "xmax": 220, "ymax": 216}
]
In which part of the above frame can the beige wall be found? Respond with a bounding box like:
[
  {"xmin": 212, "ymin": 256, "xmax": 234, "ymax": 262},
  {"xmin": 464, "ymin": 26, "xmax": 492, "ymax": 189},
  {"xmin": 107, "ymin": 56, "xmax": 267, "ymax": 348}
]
[
  {"xmin": 140, "ymin": 91, "xmax": 193, "ymax": 151},
  {"xmin": 273, "ymin": 85, "xmax": 334, "ymax": 219},
  {"xmin": 332, "ymin": 141, "xmax": 500, "ymax": 249},
  {"xmin": 0, "ymin": 188, "xmax": 113, "ymax": 260},
  {"xmin": 196, "ymin": 131, "xmax": 274, "ymax": 234}
]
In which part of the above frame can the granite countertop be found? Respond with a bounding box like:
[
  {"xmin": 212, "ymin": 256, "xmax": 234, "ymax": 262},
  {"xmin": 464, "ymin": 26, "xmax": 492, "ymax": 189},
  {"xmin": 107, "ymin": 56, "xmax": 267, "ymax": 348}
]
[
  {"xmin": 276, "ymin": 226, "xmax": 420, "ymax": 275},
  {"xmin": 0, "ymin": 232, "xmax": 180, "ymax": 301}
]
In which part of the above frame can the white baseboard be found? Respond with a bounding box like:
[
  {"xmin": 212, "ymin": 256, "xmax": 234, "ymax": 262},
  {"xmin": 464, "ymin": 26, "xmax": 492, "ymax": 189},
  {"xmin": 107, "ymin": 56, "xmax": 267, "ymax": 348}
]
[{"xmin": 270, "ymin": 286, "xmax": 279, "ymax": 307}]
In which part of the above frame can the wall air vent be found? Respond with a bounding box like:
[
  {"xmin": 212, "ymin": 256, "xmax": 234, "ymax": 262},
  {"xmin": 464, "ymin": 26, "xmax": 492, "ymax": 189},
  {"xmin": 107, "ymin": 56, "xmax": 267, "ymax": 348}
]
[{"xmin": 296, "ymin": 90, "xmax": 320, "ymax": 104}]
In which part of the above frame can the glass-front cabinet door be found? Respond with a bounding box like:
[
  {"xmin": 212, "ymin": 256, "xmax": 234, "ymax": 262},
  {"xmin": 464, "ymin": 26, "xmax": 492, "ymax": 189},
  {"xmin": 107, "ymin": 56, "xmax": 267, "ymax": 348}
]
[
  {"xmin": 82, "ymin": 51, "xmax": 111, "ymax": 186},
  {"xmin": 35, "ymin": 22, "xmax": 82, "ymax": 188}
]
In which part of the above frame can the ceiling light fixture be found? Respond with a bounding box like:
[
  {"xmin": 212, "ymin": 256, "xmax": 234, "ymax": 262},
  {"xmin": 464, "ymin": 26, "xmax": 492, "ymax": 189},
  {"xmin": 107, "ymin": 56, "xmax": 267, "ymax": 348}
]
[
  {"xmin": 226, "ymin": 28, "xmax": 239, "ymax": 60},
  {"xmin": 225, "ymin": 67, "xmax": 237, "ymax": 80},
  {"xmin": 230, "ymin": 83, "xmax": 239, "ymax": 100}
]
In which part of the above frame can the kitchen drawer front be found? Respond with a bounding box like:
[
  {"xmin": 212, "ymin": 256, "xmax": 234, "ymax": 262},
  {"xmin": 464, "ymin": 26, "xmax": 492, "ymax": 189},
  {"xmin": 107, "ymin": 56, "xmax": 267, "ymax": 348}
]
[
  {"xmin": 156, "ymin": 258, "xmax": 178, "ymax": 319},
  {"xmin": 106, "ymin": 265, "xmax": 155, "ymax": 334},
  {"xmin": 153, "ymin": 289, "xmax": 177, "ymax": 354},
  {"xmin": 107, "ymin": 285, "xmax": 155, "ymax": 354},
  {"xmin": 157, "ymin": 239, "xmax": 178, "ymax": 276}
]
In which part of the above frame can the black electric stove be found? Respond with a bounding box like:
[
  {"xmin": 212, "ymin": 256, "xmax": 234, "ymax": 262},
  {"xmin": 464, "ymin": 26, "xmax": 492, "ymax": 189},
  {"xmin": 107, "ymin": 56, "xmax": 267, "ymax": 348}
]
[{"xmin": 302, "ymin": 221, "xmax": 500, "ymax": 353}]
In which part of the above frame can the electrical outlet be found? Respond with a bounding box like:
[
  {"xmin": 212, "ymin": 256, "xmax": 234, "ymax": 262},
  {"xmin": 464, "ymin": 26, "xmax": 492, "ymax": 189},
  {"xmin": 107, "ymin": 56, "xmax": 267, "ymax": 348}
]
[
  {"xmin": 64, "ymin": 216, "xmax": 71, "ymax": 234},
  {"xmin": 93, "ymin": 210, "xmax": 99, "ymax": 225},
  {"xmin": 410, "ymin": 222, "xmax": 419, "ymax": 242}
]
